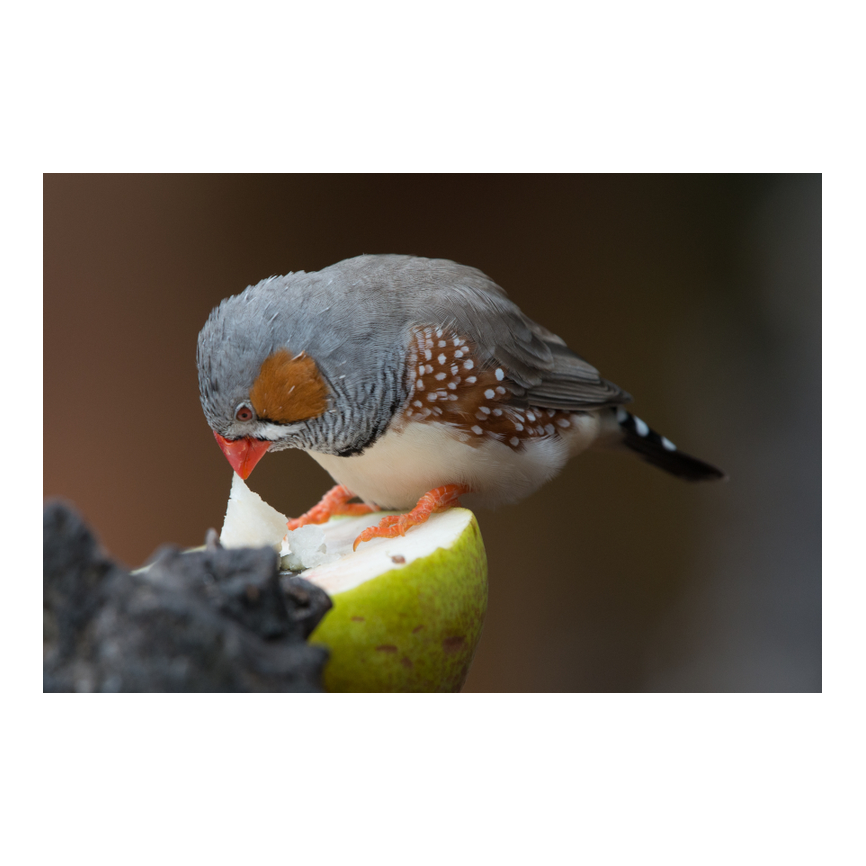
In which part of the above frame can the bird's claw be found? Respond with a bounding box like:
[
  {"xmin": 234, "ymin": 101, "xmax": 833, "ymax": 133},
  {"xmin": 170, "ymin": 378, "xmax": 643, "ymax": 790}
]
[
  {"xmin": 286, "ymin": 484, "xmax": 378, "ymax": 531},
  {"xmin": 351, "ymin": 484, "xmax": 470, "ymax": 551}
]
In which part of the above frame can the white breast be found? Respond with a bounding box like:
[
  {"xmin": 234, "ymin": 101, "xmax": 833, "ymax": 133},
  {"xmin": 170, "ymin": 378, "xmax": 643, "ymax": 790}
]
[{"xmin": 305, "ymin": 414, "xmax": 602, "ymax": 510}]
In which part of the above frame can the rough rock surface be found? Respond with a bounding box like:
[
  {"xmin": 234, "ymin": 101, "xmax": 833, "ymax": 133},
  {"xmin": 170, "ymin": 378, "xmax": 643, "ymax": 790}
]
[{"xmin": 44, "ymin": 501, "xmax": 331, "ymax": 692}]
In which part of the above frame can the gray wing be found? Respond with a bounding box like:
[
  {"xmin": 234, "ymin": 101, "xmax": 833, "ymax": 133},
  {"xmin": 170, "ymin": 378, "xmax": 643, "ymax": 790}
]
[{"xmin": 416, "ymin": 260, "xmax": 632, "ymax": 411}]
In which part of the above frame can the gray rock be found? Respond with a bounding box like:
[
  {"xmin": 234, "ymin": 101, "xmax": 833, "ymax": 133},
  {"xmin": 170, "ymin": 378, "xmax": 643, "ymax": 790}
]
[{"xmin": 43, "ymin": 501, "xmax": 331, "ymax": 692}]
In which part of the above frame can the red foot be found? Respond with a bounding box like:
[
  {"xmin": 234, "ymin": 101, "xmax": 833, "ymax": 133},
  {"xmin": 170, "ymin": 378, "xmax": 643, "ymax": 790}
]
[
  {"xmin": 352, "ymin": 484, "xmax": 470, "ymax": 551},
  {"xmin": 286, "ymin": 484, "xmax": 378, "ymax": 531}
]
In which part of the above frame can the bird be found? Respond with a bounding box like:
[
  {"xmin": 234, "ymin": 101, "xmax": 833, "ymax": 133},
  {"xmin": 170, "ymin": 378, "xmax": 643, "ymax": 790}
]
[{"xmin": 197, "ymin": 254, "xmax": 725, "ymax": 549}]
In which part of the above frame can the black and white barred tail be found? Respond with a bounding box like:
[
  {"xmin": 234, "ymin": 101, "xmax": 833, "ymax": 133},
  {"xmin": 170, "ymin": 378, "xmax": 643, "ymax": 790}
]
[{"xmin": 612, "ymin": 407, "xmax": 726, "ymax": 481}]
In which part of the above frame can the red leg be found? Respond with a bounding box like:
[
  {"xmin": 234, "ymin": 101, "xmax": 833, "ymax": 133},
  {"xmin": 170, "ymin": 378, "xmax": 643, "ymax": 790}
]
[
  {"xmin": 352, "ymin": 484, "xmax": 470, "ymax": 551},
  {"xmin": 287, "ymin": 484, "xmax": 378, "ymax": 531}
]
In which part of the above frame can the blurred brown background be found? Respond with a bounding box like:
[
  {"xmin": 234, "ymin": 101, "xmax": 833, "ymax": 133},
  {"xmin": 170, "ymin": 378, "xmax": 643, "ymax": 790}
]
[{"xmin": 43, "ymin": 174, "xmax": 821, "ymax": 692}]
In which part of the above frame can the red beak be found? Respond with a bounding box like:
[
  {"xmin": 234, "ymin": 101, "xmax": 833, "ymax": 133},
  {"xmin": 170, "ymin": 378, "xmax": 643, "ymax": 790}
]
[{"xmin": 213, "ymin": 432, "xmax": 271, "ymax": 480}]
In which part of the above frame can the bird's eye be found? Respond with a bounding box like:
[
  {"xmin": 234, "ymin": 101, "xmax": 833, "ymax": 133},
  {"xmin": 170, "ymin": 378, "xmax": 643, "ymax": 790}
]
[{"xmin": 235, "ymin": 404, "xmax": 254, "ymax": 422}]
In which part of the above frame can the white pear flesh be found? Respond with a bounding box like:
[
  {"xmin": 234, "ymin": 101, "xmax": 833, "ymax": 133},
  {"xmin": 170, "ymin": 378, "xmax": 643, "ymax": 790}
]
[
  {"xmin": 219, "ymin": 472, "xmax": 290, "ymax": 550},
  {"xmin": 303, "ymin": 509, "xmax": 477, "ymax": 591}
]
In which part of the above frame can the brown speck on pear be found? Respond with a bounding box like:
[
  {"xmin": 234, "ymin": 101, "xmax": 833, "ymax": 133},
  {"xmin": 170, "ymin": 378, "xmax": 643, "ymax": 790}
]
[{"xmin": 441, "ymin": 636, "xmax": 466, "ymax": 655}]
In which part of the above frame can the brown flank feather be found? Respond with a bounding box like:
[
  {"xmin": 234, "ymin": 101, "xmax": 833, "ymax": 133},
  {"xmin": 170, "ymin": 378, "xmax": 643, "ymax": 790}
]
[
  {"xmin": 249, "ymin": 349, "xmax": 330, "ymax": 423},
  {"xmin": 399, "ymin": 326, "xmax": 575, "ymax": 450}
]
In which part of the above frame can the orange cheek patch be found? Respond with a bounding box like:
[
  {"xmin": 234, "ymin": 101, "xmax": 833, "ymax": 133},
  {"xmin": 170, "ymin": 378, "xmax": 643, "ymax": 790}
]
[{"xmin": 249, "ymin": 349, "xmax": 330, "ymax": 423}]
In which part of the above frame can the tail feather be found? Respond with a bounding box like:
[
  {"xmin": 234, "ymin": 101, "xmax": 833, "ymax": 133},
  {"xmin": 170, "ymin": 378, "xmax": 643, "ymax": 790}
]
[{"xmin": 611, "ymin": 407, "xmax": 726, "ymax": 481}]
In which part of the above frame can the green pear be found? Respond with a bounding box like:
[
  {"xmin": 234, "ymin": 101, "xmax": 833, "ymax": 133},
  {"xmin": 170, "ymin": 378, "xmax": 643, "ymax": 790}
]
[
  {"xmin": 220, "ymin": 476, "xmax": 488, "ymax": 692},
  {"xmin": 302, "ymin": 509, "xmax": 487, "ymax": 692}
]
